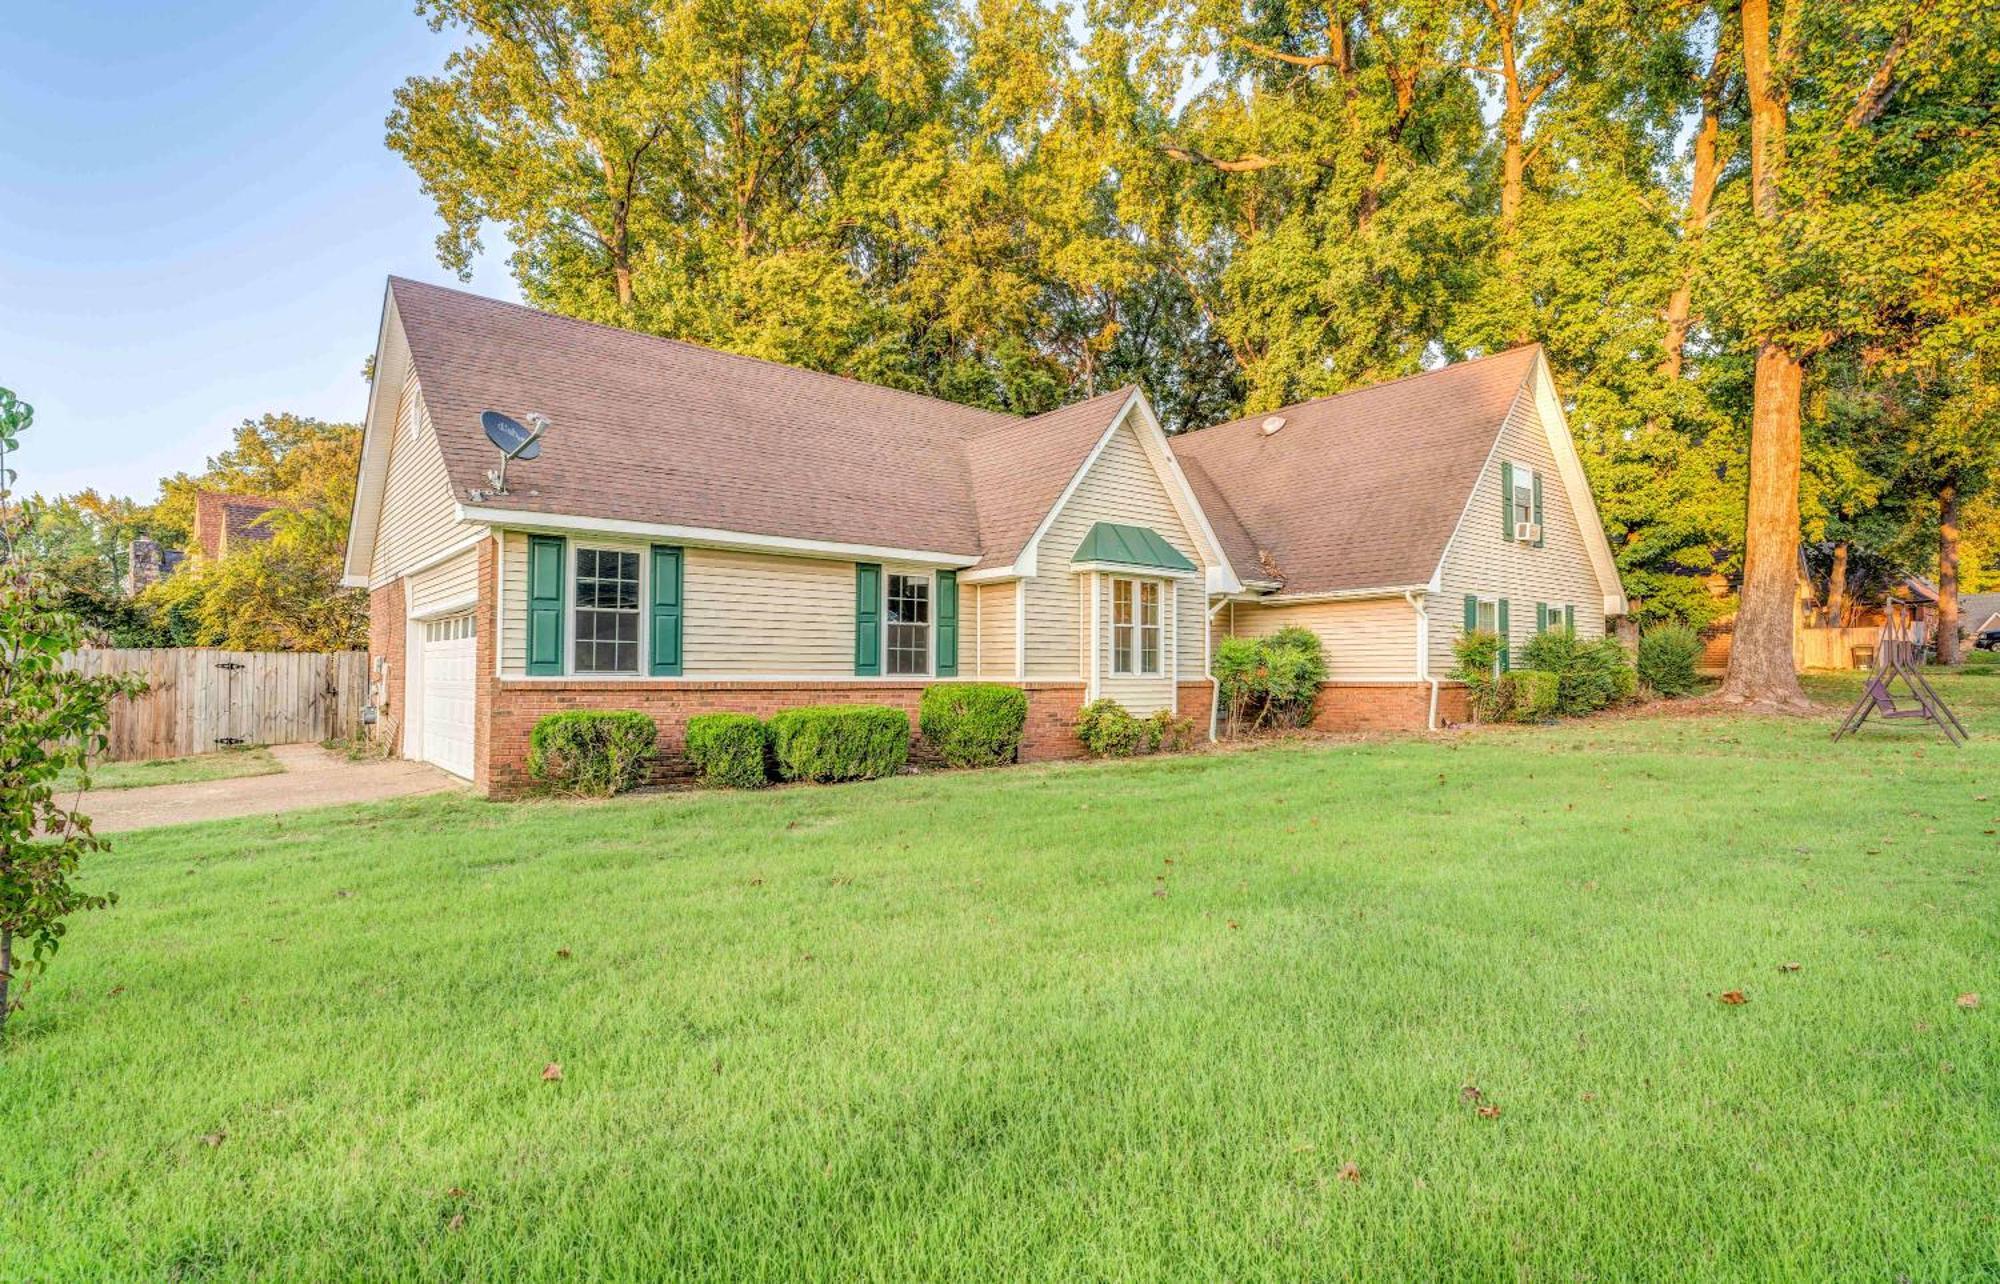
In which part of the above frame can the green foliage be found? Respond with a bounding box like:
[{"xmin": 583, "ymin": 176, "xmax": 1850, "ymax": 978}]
[
  {"xmin": 1143, "ymin": 709, "xmax": 1198, "ymax": 754},
  {"xmin": 1499, "ymin": 670, "xmax": 1560, "ymax": 723},
  {"xmin": 766, "ymin": 705, "xmax": 909, "ymax": 783},
  {"xmin": 683, "ymin": 714, "xmax": 770, "ymax": 789},
  {"xmin": 1074, "ymin": 699, "xmax": 1147, "ymax": 758},
  {"xmin": 526, "ymin": 710, "xmax": 658, "ymax": 797},
  {"xmin": 918, "ymin": 684, "xmax": 1028, "ymax": 769},
  {"xmin": 1213, "ymin": 626, "xmax": 1326, "ymax": 735},
  {"xmin": 1451, "ymin": 629, "xmax": 1507, "ymax": 722},
  {"xmin": 1, "ymin": 551, "xmax": 147, "ymax": 1030},
  {"xmin": 1518, "ymin": 632, "xmax": 1638, "ymax": 717},
  {"xmin": 1636, "ymin": 624, "xmax": 1703, "ymax": 699}
]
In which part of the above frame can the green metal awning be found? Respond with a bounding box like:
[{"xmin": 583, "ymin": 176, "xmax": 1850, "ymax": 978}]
[{"xmin": 1071, "ymin": 522, "xmax": 1197, "ymax": 574}]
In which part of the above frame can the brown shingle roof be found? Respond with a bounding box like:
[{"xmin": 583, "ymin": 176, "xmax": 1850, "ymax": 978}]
[
  {"xmin": 961, "ymin": 386, "xmax": 1138, "ymax": 572},
  {"xmin": 393, "ymin": 278, "xmax": 1021, "ymax": 557},
  {"xmin": 194, "ymin": 491, "xmax": 284, "ymax": 559},
  {"xmin": 1168, "ymin": 347, "xmax": 1542, "ymax": 595}
]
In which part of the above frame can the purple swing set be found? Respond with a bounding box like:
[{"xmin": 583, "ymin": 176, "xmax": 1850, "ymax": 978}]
[{"xmin": 1832, "ymin": 601, "xmax": 1969, "ymax": 746}]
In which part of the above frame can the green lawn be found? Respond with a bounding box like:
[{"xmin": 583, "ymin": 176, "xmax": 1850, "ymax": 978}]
[
  {"xmin": 57, "ymin": 745, "xmax": 283, "ymax": 793},
  {"xmin": 5, "ymin": 677, "xmax": 1997, "ymax": 1280}
]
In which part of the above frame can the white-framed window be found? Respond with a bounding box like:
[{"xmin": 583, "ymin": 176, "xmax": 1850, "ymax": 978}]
[
  {"xmin": 886, "ymin": 572, "xmax": 930, "ymax": 676},
  {"xmin": 1476, "ymin": 598, "xmax": 1499, "ymax": 634},
  {"xmin": 1109, "ymin": 577, "xmax": 1162, "ymax": 676},
  {"xmin": 573, "ymin": 546, "xmax": 641, "ymax": 674},
  {"xmin": 1511, "ymin": 466, "xmax": 1536, "ymax": 530},
  {"xmin": 422, "ymin": 614, "xmax": 474, "ymax": 643}
]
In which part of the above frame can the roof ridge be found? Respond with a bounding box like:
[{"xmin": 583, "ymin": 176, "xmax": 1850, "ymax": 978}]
[
  {"xmin": 1176, "ymin": 344, "xmax": 1542, "ymax": 440},
  {"xmin": 969, "ymin": 384, "xmax": 1138, "ymax": 440},
  {"xmin": 388, "ymin": 276, "xmax": 1022, "ymax": 433}
]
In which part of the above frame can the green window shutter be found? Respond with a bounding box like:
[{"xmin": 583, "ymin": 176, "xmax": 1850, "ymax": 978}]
[
  {"xmin": 935, "ymin": 570, "xmax": 958, "ymax": 677},
  {"xmin": 854, "ymin": 563, "xmax": 882, "ymax": 676},
  {"xmin": 1497, "ymin": 599, "xmax": 1511, "ymax": 671},
  {"xmin": 1536, "ymin": 602, "xmax": 1548, "ymax": 634},
  {"xmin": 527, "ymin": 535, "xmax": 565, "ymax": 675},
  {"xmin": 1500, "ymin": 461, "xmax": 1515, "ymax": 540},
  {"xmin": 1464, "ymin": 594, "xmax": 1479, "ymax": 633},
  {"xmin": 649, "ymin": 545, "xmax": 683, "ymax": 676},
  {"xmin": 1565, "ymin": 604, "xmax": 1576, "ymax": 634},
  {"xmin": 1532, "ymin": 471, "xmax": 1546, "ymax": 547}
]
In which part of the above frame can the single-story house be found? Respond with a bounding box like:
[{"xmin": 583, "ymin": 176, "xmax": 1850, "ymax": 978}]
[{"xmin": 343, "ymin": 278, "xmax": 1626, "ymax": 793}]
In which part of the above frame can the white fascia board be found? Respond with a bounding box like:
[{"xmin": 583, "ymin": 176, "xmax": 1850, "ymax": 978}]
[
  {"xmin": 1528, "ymin": 354, "xmax": 1629, "ymax": 615},
  {"xmin": 407, "ymin": 591, "xmax": 480, "ymax": 621},
  {"xmin": 961, "ymin": 566, "xmax": 1021, "ymax": 584},
  {"xmin": 1239, "ymin": 584, "xmax": 1429, "ymax": 605},
  {"xmin": 458, "ymin": 506, "xmax": 979, "ymax": 568},
  {"xmin": 342, "ymin": 285, "xmax": 407, "ymax": 587},
  {"xmin": 1071, "ymin": 560, "xmax": 1202, "ymax": 581},
  {"xmin": 366, "ymin": 529, "xmax": 490, "ymax": 592}
]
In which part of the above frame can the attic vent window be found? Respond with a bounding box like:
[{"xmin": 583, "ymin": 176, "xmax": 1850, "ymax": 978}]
[{"xmin": 1260, "ymin": 416, "xmax": 1286, "ymax": 436}]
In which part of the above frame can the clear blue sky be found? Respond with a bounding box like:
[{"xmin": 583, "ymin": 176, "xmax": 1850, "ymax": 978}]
[{"xmin": 1, "ymin": 2, "xmax": 520, "ymax": 501}]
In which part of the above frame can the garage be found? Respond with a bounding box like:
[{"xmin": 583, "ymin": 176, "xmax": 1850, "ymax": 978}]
[{"xmin": 417, "ymin": 612, "xmax": 476, "ymax": 779}]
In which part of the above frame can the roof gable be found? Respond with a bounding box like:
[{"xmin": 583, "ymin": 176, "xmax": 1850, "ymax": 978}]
[{"xmin": 1169, "ymin": 347, "xmax": 1542, "ymax": 596}]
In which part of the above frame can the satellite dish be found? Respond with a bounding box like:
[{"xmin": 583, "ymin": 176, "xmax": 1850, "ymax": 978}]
[
  {"xmin": 477, "ymin": 410, "xmax": 551, "ymax": 496},
  {"xmin": 482, "ymin": 410, "xmax": 542, "ymax": 460},
  {"xmin": 1260, "ymin": 415, "xmax": 1286, "ymax": 436}
]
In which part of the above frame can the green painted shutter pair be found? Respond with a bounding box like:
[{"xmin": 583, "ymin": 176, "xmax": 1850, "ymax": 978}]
[
  {"xmin": 853, "ymin": 564, "xmax": 956, "ymax": 676},
  {"xmin": 1499, "ymin": 463, "xmax": 1546, "ymax": 548},
  {"xmin": 524, "ymin": 535, "xmax": 682, "ymax": 676},
  {"xmin": 1462, "ymin": 594, "xmax": 1511, "ymax": 672},
  {"xmin": 1534, "ymin": 604, "xmax": 1578, "ymax": 635}
]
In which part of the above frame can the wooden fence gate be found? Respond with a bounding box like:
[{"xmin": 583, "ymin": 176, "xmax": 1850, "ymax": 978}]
[{"xmin": 63, "ymin": 649, "xmax": 370, "ymax": 762}]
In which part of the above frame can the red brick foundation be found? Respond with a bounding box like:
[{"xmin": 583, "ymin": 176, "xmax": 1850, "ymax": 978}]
[
  {"xmin": 1307, "ymin": 681, "xmax": 1470, "ymax": 733},
  {"xmin": 366, "ymin": 579, "xmax": 405, "ymax": 752},
  {"xmin": 479, "ymin": 677, "xmax": 1092, "ymax": 797}
]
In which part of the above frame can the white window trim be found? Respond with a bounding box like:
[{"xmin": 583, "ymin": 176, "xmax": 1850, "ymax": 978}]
[
  {"xmin": 1108, "ymin": 575, "xmax": 1165, "ymax": 678},
  {"xmin": 1510, "ymin": 463, "xmax": 1537, "ymax": 532},
  {"xmin": 568, "ymin": 542, "xmax": 647, "ymax": 678},
  {"xmin": 880, "ymin": 568, "xmax": 937, "ymax": 679}
]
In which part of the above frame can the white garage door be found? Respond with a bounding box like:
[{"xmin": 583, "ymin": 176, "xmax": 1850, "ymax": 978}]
[{"xmin": 419, "ymin": 613, "xmax": 476, "ymax": 779}]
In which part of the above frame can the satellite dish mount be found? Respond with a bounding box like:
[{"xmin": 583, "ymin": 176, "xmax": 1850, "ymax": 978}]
[{"xmin": 479, "ymin": 410, "xmax": 549, "ymax": 496}]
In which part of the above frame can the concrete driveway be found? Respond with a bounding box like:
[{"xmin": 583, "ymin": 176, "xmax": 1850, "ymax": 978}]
[{"xmin": 86, "ymin": 743, "xmax": 464, "ymax": 834}]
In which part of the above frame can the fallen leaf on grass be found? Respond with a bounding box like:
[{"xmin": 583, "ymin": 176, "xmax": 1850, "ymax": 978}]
[
  {"xmin": 446, "ymin": 1213, "xmax": 466, "ymax": 1232},
  {"xmin": 445, "ymin": 1187, "xmax": 467, "ymax": 1199},
  {"xmin": 1476, "ymin": 1104, "xmax": 1502, "ymax": 1120},
  {"xmin": 1718, "ymin": 990, "xmax": 1749, "ymax": 1005},
  {"xmin": 554, "ymin": 948, "xmax": 572, "ymax": 959},
  {"xmin": 1460, "ymin": 1083, "xmax": 1483, "ymax": 1102},
  {"xmin": 1957, "ymin": 993, "xmax": 1981, "ymax": 1010},
  {"xmin": 1338, "ymin": 1162, "xmax": 1362, "ymax": 1183},
  {"xmin": 541, "ymin": 1063, "xmax": 563, "ymax": 1082},
  {"xmin": 107, "ymin": 985, "xmax": 125, "ymax": 997},
  {"xmin": 1778, "ymin": 962, "xmax": 1802, "ymax": 973},
  {"xmin": 201, "ymin": 1131, "xmax": 227, "ymax": 1148}
]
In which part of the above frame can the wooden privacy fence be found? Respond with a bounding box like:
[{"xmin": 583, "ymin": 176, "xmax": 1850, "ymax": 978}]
[
  {"xmin": 1798, "ymin": 626, "xmax": 1882, "ymax": 671},
  {"xmin": 64, "ymin": 649, "xmax": 370, "ymax": 762}
]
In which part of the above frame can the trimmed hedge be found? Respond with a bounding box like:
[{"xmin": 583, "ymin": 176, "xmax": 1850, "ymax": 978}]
[
  {"xmin": 1500, "ymin": 669, "xmax": 1560, "ymax": 722},
  {"xmin": 1636, "ymin": 624, "xmax": 1702, "ymax": 697},
  {"xmin": 767, "ymin": 704, "xmax": 909, "ymax": 783},
  {"xmin": 1518, "ymin": 631, "xmax": 1637, "ymax": 716},
  {"xmin": 1075, "ymin": 698, "xmax": 1148, "ymax": 757},
  {"xmin": 919, "ymin": 683, "xmax": 1028, "ymax": 768},
  {"xmin": 684, "ymin": 713, "xmax": 770, "ymax": 788},
  {"xmin": 526, "ymin": 710, "xmax": 657, "ymax": 797}
]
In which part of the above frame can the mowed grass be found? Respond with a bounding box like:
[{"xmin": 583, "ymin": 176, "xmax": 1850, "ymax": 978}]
[
  {"xmin": 57, "ymin": 745, "xmax": 282, "ymax": 793},
  {"xmin": 4, "ymin": 678, "xmax": 1998, "ymax": 1280}
]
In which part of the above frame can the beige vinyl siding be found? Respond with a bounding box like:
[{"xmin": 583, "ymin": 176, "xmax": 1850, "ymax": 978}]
[
  {"xmin": 1228, "ymin": 596, "xmax": 1420, "ymax": 682},
  {"xmin": 1026, "ymin": 419, "xmax": 1206, "ymax": 679},
  {"xmin": 370, "ymin": 376, "xmax": 475, "ymax": 584},
  {"xmin": 1429, "ymin": 390, "xmax": 1609, "ymax": 672},
  {"xmin": 684, "ymin": 548, "xmax": 855, "ymax": 675},
  {"xmin": 1177, "ymin": 577, "xmax": 1207, "ymax": 681},
  {"xmin": 1089, "ymin": 573, "xmax": 1177, "ymax": 714},
  {"xmin": 973, "ymin": 581, "xmax": 1019, "ymax": 678},
  {"xmin": 407, "ymin": 545, "xmax": 479, "ymax": 614},
  {"xmin": 500, "ymin": 530, "xmax": 528, "ymax": 674}
]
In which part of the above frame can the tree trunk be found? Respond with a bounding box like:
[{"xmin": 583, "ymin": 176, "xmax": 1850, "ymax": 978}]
[
  {"xmin": 1661, "ymin": 42, "xmax": 1727, "ymax": 380},
  {"xmin": 1937, "ymin": 478, "xmax": 1962, "ymax": 665},
  {"xmin": 1720, "ymin": 342, "xmax": 1810, "ymax": 709},
  {"xmin": 1827, "ymin": 540, "xmax": 1848, "ymax": 626}
]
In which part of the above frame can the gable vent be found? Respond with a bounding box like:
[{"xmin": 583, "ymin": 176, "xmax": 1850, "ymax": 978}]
[{"xmin": 1260, "ymin": 416, "xmax": 1286, "ymax": 436}]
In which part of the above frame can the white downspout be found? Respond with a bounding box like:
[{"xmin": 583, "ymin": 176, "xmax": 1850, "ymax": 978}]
[
  {"xmin": 1206, "ymin": 594, "xmax": 1232, "ymax": 742},
  {"xmin": 1406, "ymin": 588, "xmax": 1440, "ymax": 731}
]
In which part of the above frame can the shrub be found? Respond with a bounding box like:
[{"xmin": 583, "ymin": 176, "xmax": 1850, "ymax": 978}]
[
  {"xmin": 1500, "ymin": 669, "xmax": 1560, "ymax": 721},
  {"xmin": 1075, "ymin": 699, "xmax": 1148, "ymax": 757},
  {"xmin": 919, "ymin": 683, "xmax": 1028, "ymax": 768},
  {"xmin": 1636, "ymin": 624, "xmax": 1702, "ymax": 698},
  {"xmin": 1518, "ymin": 632, "xmax": 1637, "ymax": 716},
  {"xmin": 526, "ymin": 710, "xmax": 658, "ymax": 797},
  {"xmin": 767, "ymin": 704, "xmax": 909, "ymax": 783},
  {"xmin": 1451, "ymin": 629, "xmax": 1507, "ymax": 721},
  {"xmin": 1145, "ymin": 709, "xmax": 1199, "ymax": 753},
  {"xmin": 684, "ymin": 713, "xmax": 770, "ymax": 788},
  {"xmin": 1214, "ymin": 626, "xmax": 1328, "ymax": 734}
]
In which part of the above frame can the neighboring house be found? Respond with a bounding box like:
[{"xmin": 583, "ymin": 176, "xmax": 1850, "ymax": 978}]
[
  {"xmin": 1956, "ymin": 592, "xmax": 2000, "ymax": 640},
  {"xmin": 193, "ymin": 491, "xmax": 285, "ymax": 559},
  {"xmin": 342, "ymin": 278, "xmax": 1624, "ymax": 793}
]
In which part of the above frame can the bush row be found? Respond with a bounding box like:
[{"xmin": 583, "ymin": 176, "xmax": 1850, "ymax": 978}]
[
  {"xmin": 1074, "ymin": 699, "xmax": 1198, "ymax": 758},
  {"xmin": 529, "ymin": 683, "xmax": 1036, "ymax": 794},
  {"xmin": 1451, "ymin": 628, "xmax": 1641, "ymax": 723}
]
